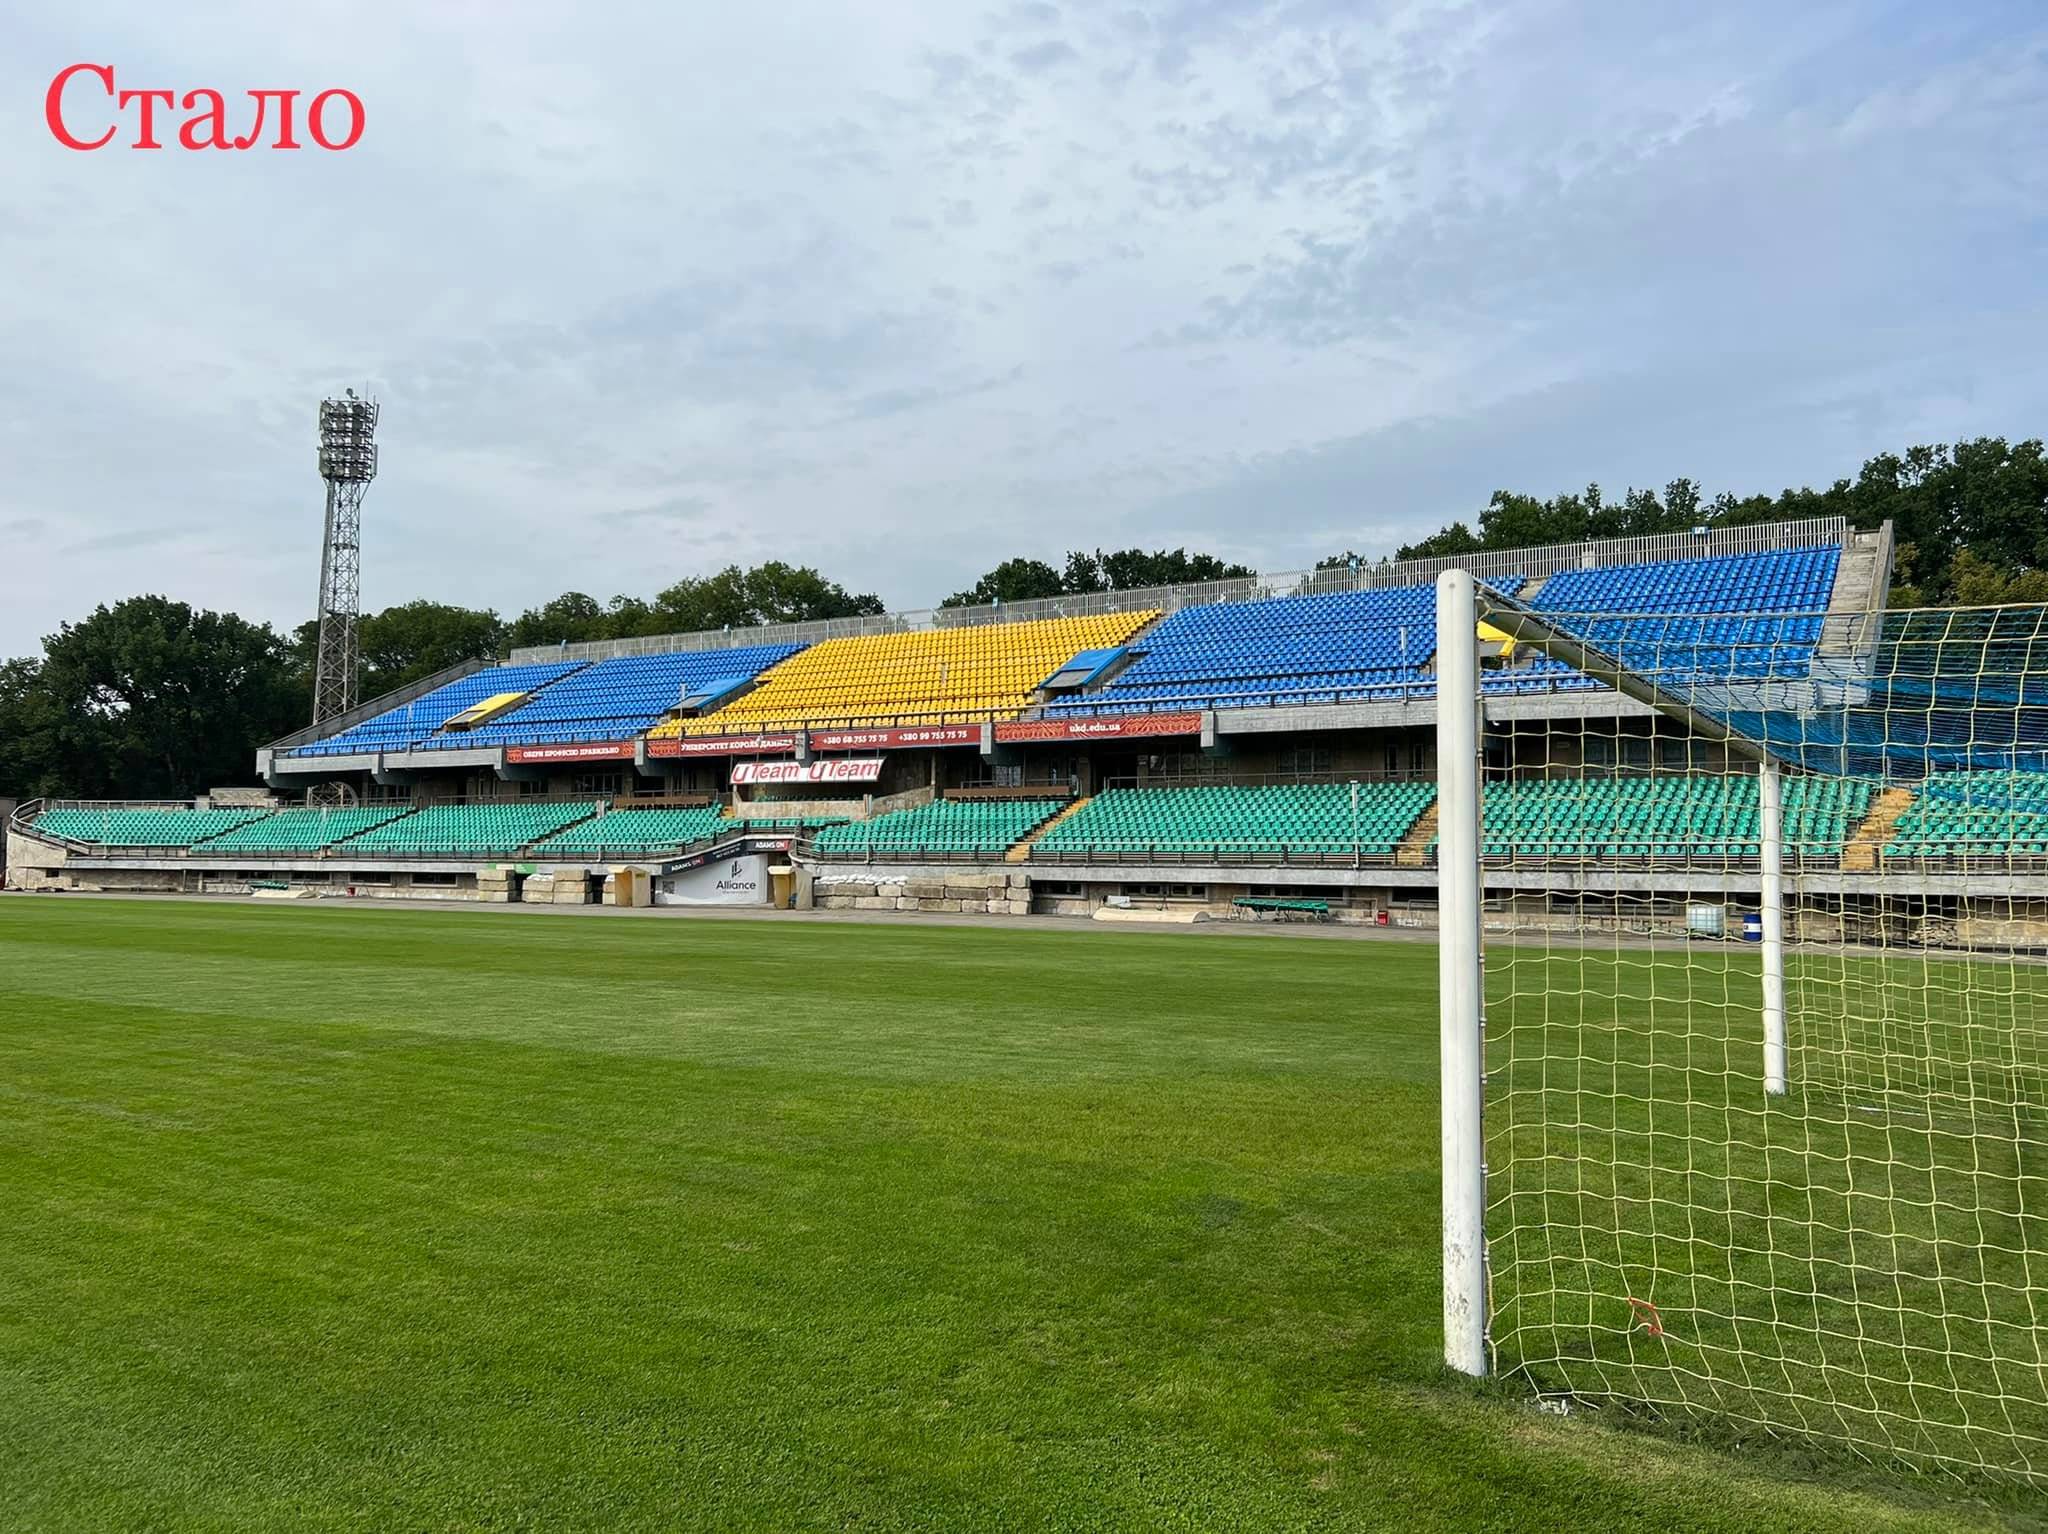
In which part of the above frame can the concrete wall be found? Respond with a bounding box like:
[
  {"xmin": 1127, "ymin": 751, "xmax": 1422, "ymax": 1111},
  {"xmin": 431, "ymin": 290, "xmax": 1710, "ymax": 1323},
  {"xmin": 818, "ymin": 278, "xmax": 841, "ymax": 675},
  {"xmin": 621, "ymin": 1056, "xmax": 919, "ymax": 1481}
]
[
  {"xmin": 1029, "ymin": 877, "xmax": 1389, "ymax": 924},
  {"xmin": 813, "ymin": 871, "xmax": 1033, "ymax": 917},
  {"xmin": 5, "ymin": 829, "xmax": 68, "ymax": 890}
]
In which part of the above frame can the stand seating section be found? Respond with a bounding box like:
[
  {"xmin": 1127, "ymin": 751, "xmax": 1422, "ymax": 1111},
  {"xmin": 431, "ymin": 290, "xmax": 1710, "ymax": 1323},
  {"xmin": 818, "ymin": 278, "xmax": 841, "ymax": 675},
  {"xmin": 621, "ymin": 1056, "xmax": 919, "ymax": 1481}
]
[
  {"xmin": 812, "ymin": 800, "xmax": 1065, "ymax": 856},
  {"xmin": 1885, "ymin": 772, "xmax": 2048, "ymax": 857},
  {"xmin": 1465, "ymin": 773, "xmax": 1876, "ymax": 859},
  {"xmin": 344, "ymin": 801, "xmax": 601, "ymax": 855},
  {"xmin": 195, "ymin": 807, "xmax": 413, "ymax": 852},
  {"xmin": 421, "ymin": 644, "xmax": 802, "ymax": 749},
  {"xmin": 283, "ymin": 662, "xmax": 587, "ymax": 758},
  {"xmin": 30, "ymin": 807, "xmax": 272, "ymax": 847},
  {"xmin": 1530, "ymin": 547, "xmax": 1839, "ymax": 680},
  {"xmin": 1033, "ymin": 782, "xmax": 1437, "ymax": 856},
  {"xmin": 1052, "ymin": 584, "xmax": 1493, "ymax": 714},
  {"xmin": 531, "ymin": 806, "xmax": 730, "ymax": 854},
  {"xmin": 652, "ymin": 613, "xmax": 1157, "ymax": 736}
]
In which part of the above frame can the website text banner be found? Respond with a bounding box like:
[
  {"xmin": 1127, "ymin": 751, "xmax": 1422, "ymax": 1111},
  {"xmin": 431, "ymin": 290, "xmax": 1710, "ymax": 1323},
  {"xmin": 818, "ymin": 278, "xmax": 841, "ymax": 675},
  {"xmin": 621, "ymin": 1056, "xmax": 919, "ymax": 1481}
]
[
  {"xmin": 809, "ymin": 724, "xmax": 983, "ymax": 751},
  {"xmin": 505, "ymin": 741, "xmax": 634, "ymax": 764},
  {"xmin": 993, "ymin": 711, "xmax": 1203, "ymax": 744},
  {"xmin": 646, "ymin": 733, "xmax": 801, "ymax": 759},
  {"xmin": 731, "ymin": 758, "xmax": 884, "ymax": 785}
]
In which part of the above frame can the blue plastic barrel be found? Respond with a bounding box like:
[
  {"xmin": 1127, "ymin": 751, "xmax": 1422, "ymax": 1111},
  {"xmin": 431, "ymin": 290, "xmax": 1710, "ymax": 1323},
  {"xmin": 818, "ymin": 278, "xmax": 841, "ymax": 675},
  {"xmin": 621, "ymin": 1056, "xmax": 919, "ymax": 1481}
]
[{"xmin": 1742, "ymin": 912, "xmax": 1763, "ymax": 942}]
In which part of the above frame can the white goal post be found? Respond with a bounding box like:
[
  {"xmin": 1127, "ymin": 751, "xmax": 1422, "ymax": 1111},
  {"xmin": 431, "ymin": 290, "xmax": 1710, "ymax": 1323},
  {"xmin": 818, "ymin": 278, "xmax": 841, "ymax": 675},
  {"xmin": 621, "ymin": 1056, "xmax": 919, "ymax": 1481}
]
[{"xmin": 1434, "ymin": 568, "xmax": 2048, "ymax": 1485}]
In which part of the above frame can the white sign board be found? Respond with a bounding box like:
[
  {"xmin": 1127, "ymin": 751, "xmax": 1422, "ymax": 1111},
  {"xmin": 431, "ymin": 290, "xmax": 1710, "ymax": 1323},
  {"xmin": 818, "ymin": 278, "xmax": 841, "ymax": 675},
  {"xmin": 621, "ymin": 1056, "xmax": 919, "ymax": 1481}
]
[
  {"xmin": 656, "ymin": 854, "xmax": 771, "ymax": 906},
  {"xmin": 730, "ymin": 758, "xmax": 884, "ymax": 785}
]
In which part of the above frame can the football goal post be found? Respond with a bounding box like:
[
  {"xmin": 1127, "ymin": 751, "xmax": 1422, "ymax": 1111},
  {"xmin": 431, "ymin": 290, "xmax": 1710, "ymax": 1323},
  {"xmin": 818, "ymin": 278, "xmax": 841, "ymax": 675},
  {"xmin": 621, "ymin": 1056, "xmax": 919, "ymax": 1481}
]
[{"xmin": 1435, "ymin": 568, "xmax": 2048, "ymax": 1485}]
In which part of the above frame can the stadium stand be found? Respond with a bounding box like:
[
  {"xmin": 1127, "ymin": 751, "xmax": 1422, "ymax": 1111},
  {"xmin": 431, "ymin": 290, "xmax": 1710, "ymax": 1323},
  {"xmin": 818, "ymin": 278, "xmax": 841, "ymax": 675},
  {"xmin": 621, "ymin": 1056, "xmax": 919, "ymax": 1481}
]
[
  {"xmin": 1050, "ymin": 585, "xmax": 1470, "ymax": 713},
  {"xmin": 812, "ymin": 800, "xmax": 1065, "ymax": 857},
  {"xmin": 31, "ymin": 807, "xmax": 271, "ymax": 847},
  {"xmin": 1032, "ymin": 782, "xmax": 1438, "ymax": 858},
  {"xmin": 419, "ymin": 644, "xmax": 802, "ymax": 749},
  {"xmin": 651, "ymin": 613, "xmax": 1156, "ymax": 735},
  {"xmin": 195, "ymin": 807, "xmax": 414, "ymax": 852},
  {"xmin": 530, "ymin": 806, "xmax": 731, "ymax": 854},
  {"xmin": 1884, "ymin": 771, "xmax": 2048, "ymax": 858},
  {"xmin": 1531, "ymin": 546, "xmax": 1839, "ymax": 679},
  {"xmin": 282, "ymin": 662, "xmax": 588, "ymax": 757},
  {"xmin": 1468, "ymin": 772, "xmax": 1876, "ymax": 860},
  {"xmin": 343, "ymin": 801, "xmax": 601, "ymax": 854}
]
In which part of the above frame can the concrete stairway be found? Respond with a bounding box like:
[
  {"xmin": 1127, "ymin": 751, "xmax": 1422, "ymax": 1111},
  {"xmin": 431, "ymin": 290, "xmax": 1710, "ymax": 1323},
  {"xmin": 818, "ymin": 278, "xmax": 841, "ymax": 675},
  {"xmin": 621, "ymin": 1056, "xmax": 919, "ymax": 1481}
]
[
  {"xmin": 1840, "ymin": 785, "xmax": 1916, "ymax": 871},
  {"xmin": 1819, "ymin": 525, "xmax": 1893, "ymax": 655},
  {"xmin": 1396, "ymin": 801, "xmax": 1440, "ymax": 868},
  {"xmin": 1006, "ymin": 796, "xmax": 1091, "ymax": 862}
]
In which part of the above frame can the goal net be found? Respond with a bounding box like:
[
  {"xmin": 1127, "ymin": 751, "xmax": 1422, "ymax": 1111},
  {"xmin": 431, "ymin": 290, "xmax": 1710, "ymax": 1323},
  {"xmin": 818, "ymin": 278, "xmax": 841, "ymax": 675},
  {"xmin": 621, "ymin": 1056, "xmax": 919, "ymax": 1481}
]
[{"xmin": 1436, "ymin": 573, "xmax": 2048, "ymax": 1485}]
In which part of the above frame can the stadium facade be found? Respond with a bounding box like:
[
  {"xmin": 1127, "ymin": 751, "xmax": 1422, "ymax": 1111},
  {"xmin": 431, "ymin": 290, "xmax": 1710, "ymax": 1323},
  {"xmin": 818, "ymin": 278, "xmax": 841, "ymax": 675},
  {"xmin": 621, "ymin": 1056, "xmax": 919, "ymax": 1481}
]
[{"xmin": 13, "ymin": 513, "xmax": 2043, "ymax": 941}]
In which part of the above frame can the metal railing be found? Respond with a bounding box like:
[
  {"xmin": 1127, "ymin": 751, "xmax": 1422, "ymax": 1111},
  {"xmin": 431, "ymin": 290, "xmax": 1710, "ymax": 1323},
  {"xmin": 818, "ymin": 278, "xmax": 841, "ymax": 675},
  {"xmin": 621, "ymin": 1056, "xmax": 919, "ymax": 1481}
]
[
  {"xmin": 267, "ymin": 656, "xmax": 488, "ymax": 753},
  {"xmin": 508, "ymin": 518, "xmax": 1853, "ymax": 665}
]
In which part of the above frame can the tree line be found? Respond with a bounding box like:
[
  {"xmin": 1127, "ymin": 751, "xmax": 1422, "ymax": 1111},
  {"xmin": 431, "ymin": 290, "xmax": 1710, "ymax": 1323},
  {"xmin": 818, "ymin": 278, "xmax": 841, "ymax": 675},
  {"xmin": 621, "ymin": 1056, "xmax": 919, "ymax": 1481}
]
[{"xmin": 3, "ymin": 437, "xmax": 2043, "ymax": 800}]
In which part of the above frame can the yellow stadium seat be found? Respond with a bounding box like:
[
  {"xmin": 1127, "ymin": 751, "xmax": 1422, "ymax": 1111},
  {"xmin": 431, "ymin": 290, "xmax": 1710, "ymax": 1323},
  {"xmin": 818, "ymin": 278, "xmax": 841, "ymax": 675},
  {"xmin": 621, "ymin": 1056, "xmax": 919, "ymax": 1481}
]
[{"xmin": 647, "ymin": 612, "xmax": 1158, "ymax": 737}]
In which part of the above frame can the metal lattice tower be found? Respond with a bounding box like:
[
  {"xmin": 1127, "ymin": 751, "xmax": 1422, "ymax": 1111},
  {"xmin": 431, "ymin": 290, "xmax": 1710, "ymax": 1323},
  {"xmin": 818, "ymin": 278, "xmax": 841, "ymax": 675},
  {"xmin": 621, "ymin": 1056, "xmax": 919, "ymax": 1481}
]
[{"xmin": 311, "ymin": 393, "xmax": 379, "ymax": 726}]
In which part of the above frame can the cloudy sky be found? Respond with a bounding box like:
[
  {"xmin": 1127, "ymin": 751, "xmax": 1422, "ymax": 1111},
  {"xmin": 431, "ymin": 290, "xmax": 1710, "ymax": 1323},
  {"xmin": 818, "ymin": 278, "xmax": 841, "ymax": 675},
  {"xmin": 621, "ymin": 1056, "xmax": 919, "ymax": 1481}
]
[{"xmin": 4, "ymin": 2, "xmax": 2044, "ymax": 655}]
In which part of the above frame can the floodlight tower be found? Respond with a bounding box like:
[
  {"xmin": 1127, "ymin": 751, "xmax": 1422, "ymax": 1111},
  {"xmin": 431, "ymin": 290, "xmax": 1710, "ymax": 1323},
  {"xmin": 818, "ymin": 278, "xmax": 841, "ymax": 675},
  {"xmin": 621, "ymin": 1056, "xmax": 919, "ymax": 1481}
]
[{"xmin": 310, "ymin": 392, "xmax": 380, "ymax": 725}]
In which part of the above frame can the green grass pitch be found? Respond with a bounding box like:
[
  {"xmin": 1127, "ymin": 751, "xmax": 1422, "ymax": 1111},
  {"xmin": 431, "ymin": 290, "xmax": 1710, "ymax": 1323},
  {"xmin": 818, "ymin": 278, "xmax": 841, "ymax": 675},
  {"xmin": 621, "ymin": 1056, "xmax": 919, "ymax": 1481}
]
[{"xmin": 0, "ymin": 899, "xmax": 2023, "ymax": 1531}]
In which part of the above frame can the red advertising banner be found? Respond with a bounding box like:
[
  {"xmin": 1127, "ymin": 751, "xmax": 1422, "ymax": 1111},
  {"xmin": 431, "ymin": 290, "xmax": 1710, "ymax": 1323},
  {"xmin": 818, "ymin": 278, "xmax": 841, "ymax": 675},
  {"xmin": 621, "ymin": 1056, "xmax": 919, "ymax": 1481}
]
[
  {"xmin": 731, "ymin": 758, "xmax": 885, "ymax": 785},
  {"xmin": 809, "ymin": 724, "xmax": 982, "ymax": 751},
  {"xmin": 505, "ymin": 740, "xmax": 634, "ymax": 764},
  {"xmin": 994, "ymin": 711, "xmax": 1203, "ymax": 744},
  {"xmin": 646, "ymin": 733, "xmax": 801, "ymax": 759}
]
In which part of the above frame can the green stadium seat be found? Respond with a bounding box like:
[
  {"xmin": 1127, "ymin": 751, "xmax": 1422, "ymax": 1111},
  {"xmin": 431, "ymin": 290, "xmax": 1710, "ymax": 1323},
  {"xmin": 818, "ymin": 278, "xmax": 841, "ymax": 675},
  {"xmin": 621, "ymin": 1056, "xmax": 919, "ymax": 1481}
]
[
  {"xmin": 32, "ymin": 807, "xmax": 271, "ymax": 848},
  {"xmin": 812, "ymin": 800, "xmax": 1063, "ymax": 858},
  {"xmin": 343, "ymin": 802, "xmax": 602, "ymax": 855},
  {"xmin": 532, "ymin": 807, "xmax": 730, "ymax": 855},
  {"xmin": 195, "ymin": 807, "xmax": 414, "ymax": 852},
  {"xmin": 1434, "ymin": 774, "xmax": 1877, "ymax": 860},
  {"xmin": 1884, "ymin": 772, "xmax": 2048, "ymax": 859},
  {"xmin": 1033, "ymin": 782, "xmax": 1436, "ymax": 858}
]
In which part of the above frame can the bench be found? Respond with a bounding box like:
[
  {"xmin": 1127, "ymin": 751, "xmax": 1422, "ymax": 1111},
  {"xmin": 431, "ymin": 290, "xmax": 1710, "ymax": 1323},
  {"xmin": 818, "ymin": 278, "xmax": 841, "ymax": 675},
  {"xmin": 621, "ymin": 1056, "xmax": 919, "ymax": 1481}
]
[{"xmin": 1232, "ymin": 896, "xmax": 1331, "ymax": 921}]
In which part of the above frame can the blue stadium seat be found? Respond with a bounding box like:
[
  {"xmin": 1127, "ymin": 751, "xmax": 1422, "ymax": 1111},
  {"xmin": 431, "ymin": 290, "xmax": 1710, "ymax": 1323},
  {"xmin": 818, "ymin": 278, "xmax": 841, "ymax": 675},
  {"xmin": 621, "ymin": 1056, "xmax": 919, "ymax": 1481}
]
[
  {"xmin": 1048, "ymin": 581, "xmax": 1509, "ymax": 714},
  {"xmin": 282, "ymin": 662, "xmax": 588, "ymax": 757},
  {"xmin": 1529, "ymin": 547, "xmax": 1840, "ymax": 681},
  {"xmin": 415, "ymin": 644, "xmax": 802, "ymax": 750}
]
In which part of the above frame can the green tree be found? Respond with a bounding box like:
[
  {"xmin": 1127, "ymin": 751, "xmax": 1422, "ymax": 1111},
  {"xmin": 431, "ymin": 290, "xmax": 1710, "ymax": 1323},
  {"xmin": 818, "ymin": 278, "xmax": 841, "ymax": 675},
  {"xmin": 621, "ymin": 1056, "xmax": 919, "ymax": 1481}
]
[
  {"xmin": 1091, "ymin": 548, "xmax": 1257, "ymax": 590},
  {"xmin": 1394, "ymin": 521, "xmax": 1483, "ymax": 561},
  {"xmin": 1391, "ymin": 442, "xmax": 2048, "ymax": 605},
  {"xmin": 0, "ymin": 657, "xmax": 66, "ymax": 798},
  {"xmin": 652, "ymin": 563, "xmax": 885, "ymax": 631},
  {"xmin": 32, "ymin": 597, "xmax": 302, "ymax": 798},
  {"xmin": 507, "ymin": 592, "xmax": 609, "ymax": 650},
  {"xmin": 358, "ymin": 601, "xmax": 505, "ymax": 694},
  {"xmin": 940, "ymin": 558, "xmax": 1066, "ymax": 609}
]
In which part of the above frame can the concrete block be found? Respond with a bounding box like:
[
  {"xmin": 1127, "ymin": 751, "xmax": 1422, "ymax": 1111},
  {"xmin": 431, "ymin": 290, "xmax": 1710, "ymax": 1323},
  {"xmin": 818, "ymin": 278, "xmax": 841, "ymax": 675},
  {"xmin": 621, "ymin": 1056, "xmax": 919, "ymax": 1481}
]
[
  {"xmin": 1006, "ymin": 899, "xmax": 1031, "ymax": 915},
  {"xmin": 852, "ymin": 896, "xmax": 895, "ymax": 910}
]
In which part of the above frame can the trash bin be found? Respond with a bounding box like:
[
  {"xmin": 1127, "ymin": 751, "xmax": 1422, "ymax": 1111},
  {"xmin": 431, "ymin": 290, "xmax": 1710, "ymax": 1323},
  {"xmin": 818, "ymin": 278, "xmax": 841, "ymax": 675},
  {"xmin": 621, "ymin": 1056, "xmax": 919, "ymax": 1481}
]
[{"xmin": 1742, "ymin": 911, "xmax": 1763, "ymax": 942}]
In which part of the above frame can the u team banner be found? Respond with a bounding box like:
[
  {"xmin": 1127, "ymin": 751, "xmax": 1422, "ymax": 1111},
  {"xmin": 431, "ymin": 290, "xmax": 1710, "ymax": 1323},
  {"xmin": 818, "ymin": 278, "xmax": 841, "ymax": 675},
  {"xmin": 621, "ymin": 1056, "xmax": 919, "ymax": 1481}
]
[
  {"xmin": 505, "ymin": 740, "xmax": 634, "ymax": 764},
  {"xmin": 994, "ymin": 711, "xmax": 1203, "ymax": 744},
  {"xmin": 731, "ymin": 758, "xmax": 884, "ymax": 785}
]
